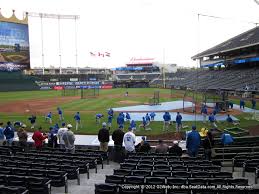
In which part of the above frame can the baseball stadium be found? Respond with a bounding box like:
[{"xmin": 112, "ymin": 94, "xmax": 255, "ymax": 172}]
[{"xmin": 1, "ymin": 1, "xmax": 259, "ymax": 194}]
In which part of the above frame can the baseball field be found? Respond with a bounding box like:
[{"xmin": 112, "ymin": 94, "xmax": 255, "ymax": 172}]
[{"xmin": 0, "ymin": 88, "xmax": 259, "ymax": 137}]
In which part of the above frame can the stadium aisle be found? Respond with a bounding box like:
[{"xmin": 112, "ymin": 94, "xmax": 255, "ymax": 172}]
[{"xmin": 52, "ymin": 161, "xmax": 119, "ymax": 194}]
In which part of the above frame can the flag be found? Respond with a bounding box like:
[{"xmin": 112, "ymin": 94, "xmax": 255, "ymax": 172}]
[
  {"xmin": 98, "ymin": 52, "xmax": 104, "ymax": 57},
  {"xmin": 90, "ymin": 51, "xmax": 111, "ymax": 57},
  {"xmin": 105, "ymin": 52, "xmax": 111, "ymax": 57},
  {"xmin": 90, "ymin": 52, "xmax": 96, "ymax": 56}
]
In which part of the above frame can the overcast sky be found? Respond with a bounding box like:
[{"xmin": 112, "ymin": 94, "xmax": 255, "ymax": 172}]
[{"xmin": 1, "ymin": 0, "xmax": 259, "ymax": 69}]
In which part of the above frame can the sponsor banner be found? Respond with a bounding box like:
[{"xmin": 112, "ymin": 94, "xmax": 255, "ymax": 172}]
[
  {"xmin": 53, "ymin": 86, "xmax": 64, "ymax": 90},
  {"xmin": 64, "ymin": 86, "xmax": 76, "ymax": 89},
  {"xmin": 101, "ymin": 84, "xmax": 113, "ymax": 89},
  {"xmin": 40, "ymin": 86, "xmax": 52, "ymax": 90},
  {"xmin": 79, "ymin": 85, "xmax": 101, "ymax": 89}
]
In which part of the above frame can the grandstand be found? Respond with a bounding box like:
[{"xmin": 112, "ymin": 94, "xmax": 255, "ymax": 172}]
[{"xmin": 152, "ymin": 26, "xmax": 259, "ymax": 92}]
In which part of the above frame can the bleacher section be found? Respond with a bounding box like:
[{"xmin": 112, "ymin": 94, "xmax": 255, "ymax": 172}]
[{"xmin": 152, "ymin": 67, "xmax": 259, "ymax": 90}]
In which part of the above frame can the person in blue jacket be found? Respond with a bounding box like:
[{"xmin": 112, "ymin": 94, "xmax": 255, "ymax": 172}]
[
  {"xmin": 150, "ymin": 112, "xmax": 156, "ymax": 121},
  {"xmin": 108, "ymin": 108, "xmax": 114, "ymax": 117},
  {"xmin": 74, "ymin": 112, "xmax": 81, "ymax": 130},
  {"xmin": 119, "ymin": 112, "xmax": 125, "ymax": 120},
  {"xmin": 221, "ymin": 133, "xmax": 234, "ymax": 145},
  {"xmin": 57, "ymin": 107, "xmax": 64, "ymax": 121},
  {"xmin": 107, "ymin": 114, "xmax": 113, "ymax": 130},
  {"xmin": 126, "ymin": 113, "xmax": 131, "ymax": 122},
  {"xmin": 163, "ymin": 112, "xmax": 171, "ymax": 131},
  {"xmin": 226, "ymin": 114, "xmax": 233, "ymax": 123},
  {"xmin": 139, "ymin": 117, "xmax": 151, "ymax": 130},
  {"xmin": 53, "ymin": 123, "xmax": 60, "ymax": 134},
  {"xmin": 201, "ymin": 105, "xmax": 208, "ymax": 123},
  {"xmin": 45, "ymin": 112, "xmax": 52, "ymax": 124},
  {"xmin": 4, "ymin": 121, "xmax": 15, "ymax": 146},
  {"xmin": 0, "ymin": 122, "xmax": 4, "ymax": 146},
  {"xmin": 130, "ymin": 120, "xmax": 137, "ymax": 131},
  {"xmin": 117, "ymin": 114, "xmax": 124, "ymax": 128},
  {"xmin": 175, "ymin": 112, "xmax": 182, "ymax": 132},
  {"xmin": 186, "ymin": 125, "xmax": 201, "ymax": 157},
  {"xmin": 96, "ymin": 113, "xmax": 104, "ymax": 124},
  {"xmin": 145, "ymin": 113, "xmax": 151, "ymax": 125},
  {"xmin": 208, "ymin": 113, "xmax": 217, "ymax": 128}
]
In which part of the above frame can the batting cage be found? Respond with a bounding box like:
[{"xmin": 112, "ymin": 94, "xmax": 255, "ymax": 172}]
[
  {"xmin": 61, "ymin": 88, "xmax": 79, "ymax": 96},
  {"xmin": 81, "ymin": 88, "xmax": 100, "ymax": 99}
]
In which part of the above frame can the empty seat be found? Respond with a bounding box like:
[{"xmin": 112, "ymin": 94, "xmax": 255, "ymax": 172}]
[
  {"xmin": 153, "ymin": 164, "xmax": 171, "ymax": 171},
  {"xmin": 152, "ymin": 170, "xmax": 171, "ymax": 177},
  {"xmin": 125, "ymin": 176, "xmax": 145, "ymax": 184},
  {"xmin": 171, "ymin": 166, "xmax": 187, "ymax": 171},
  {"xmin": 227, "ymin": 178, "xmax": 248, "ymax": 186},
  {"xmin": 172, "ymin": 171, "xmax": 190, "ymax": 178},
  {"xmin": 137, "ymin": 164, "xmax": 153, "ymax": 170},
  {"xmin": 132, "ymin": 170, "xmax": 151, "ymax": 176},
  {"xmin": 192, "ymin": 172, "xmax": 212, "ymax": 178},
  {"xmin": 120, "ymin": 163, "xmax": 136, "ymax": 170},
  {"xmin": 213, "ymin": 172, "xmax": 232, "ymax": 178},
  {"xmin": 188, "ymin": 178, "xmax": 207, "ymax": 185},
  {"xmin": 167, "ymin": 177, "xmax": 187, "ymax": 185},
  {"xmin": 113, "ymin": 169, "xmax": 131, "ymax": 176},
  {"xmin": 95, "ymin": 183, "xmax": 117, "ymax": 194},
  {"xmin": 207, "ymin": 178, "xmax": 226, "ymax": 186},
  {"xmin": 145, "ymin": 177, "xmax": 165, "ymax": 185},
  {"xmin": 105, "ymin": 175, "xmax": 124, "ymax": 184}
]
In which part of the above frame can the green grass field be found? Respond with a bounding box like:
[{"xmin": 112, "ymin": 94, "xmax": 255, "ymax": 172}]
[{"xmin": 0, "ymin": 88, "xmax": 258, "ymax": 136}]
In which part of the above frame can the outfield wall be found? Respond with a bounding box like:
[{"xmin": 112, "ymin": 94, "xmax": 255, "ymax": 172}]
[{"xmin": 0, "ymin": 72, "xmax": 39, "ymax": 91}]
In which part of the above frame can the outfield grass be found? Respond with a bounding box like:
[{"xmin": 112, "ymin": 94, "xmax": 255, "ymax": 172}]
[{"xmin": 0, "ymin": 88, "xmax": 258, "ymax": 136}]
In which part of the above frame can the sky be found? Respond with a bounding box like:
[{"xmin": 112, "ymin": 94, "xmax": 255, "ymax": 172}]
[{"xmin": 0, "ymin": 0, "xmax": 259, "ymax": 69}]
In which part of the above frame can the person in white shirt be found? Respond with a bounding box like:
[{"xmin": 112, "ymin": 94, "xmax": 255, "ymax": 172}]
[
  {"xmin": 57, "ymin": 122, "xmax": 68, "ymax": 149},
  {"xmin": 123, "ymin": 127, "xmax": 136, "ymax": 153}
]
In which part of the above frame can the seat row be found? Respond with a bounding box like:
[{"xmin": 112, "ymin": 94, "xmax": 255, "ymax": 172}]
[
  {"xmin": 128, "ymin": 154, "xmax": 202, "ymax": 160},
  {"xmin": 0, "ymin": 166, "xmax": 68, "ymax": 193},
  {"xmin": 0, "ymin": 174, "xmax": 51, "ymax": 194},
  {"xmin": 114, "ymin": 169, "xmax": 232, "ymax": 178},
  {"xmin": 14, "ymin": 152, "xmax": 100, "ymax": 169},
  {"xmin": 124, "ymin": 158, "xmax": 213, "ymax": 166},
  {"xmin": 0, "ymin": 185, "xmax": 28, "ymax": 194},
  {"xmin": 0, "ymin": 160, "xmax": 81, "ymax": 181},
  {"xmin": 120, "ymin": 163, "xmax": 220, "ymax": 172}
]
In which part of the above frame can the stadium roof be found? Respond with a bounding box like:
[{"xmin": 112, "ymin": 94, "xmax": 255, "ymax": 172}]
[{"xmin": 192, "ymin": 26, "xmax": 259, "ymax": 60}]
